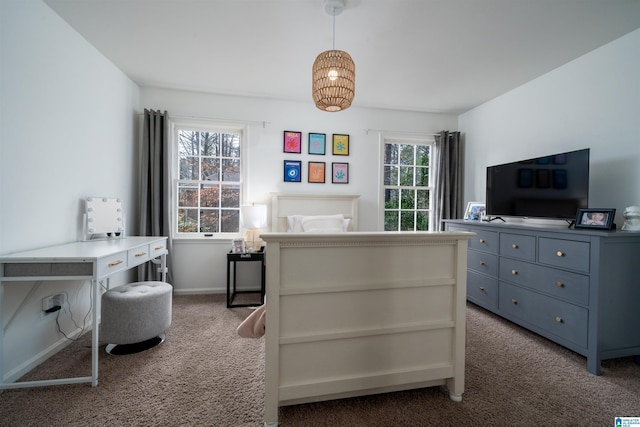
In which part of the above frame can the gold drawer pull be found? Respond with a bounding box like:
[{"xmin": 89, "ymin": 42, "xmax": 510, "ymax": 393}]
[
  {"xmin": 479, "ymin": 287, "xmax": 485, "ymax": 291},
  {"xmin": 556, "ymin": 281, "xmax": 565, "ymax": 288},
  {"xmin": 556, "ymin": 251, "xmax": 565, "ymax": 257},
  {"xmin": 479, "ymin": 261, "xmax": 485, "ymax": 266},
  {"xmin": 511, "ymin": 299, "xmax": 518, "ymax": 305},
  {"xmin": 479, "ymin": 239, "xmax": 485, "ymax": 243},
  {"xmin": 135, "ymin": 252, "xmax": 147, "ymax": 257},
  {"xmin": 512, "ymin": 244, "xmax": 518, "ymax": 249},
  {"xmin": 154, "ymin": 246, "xmax": 165, "ymax": 251},
  {"xmin": 555, "ymin": 316, "xmax": 564, "ymax": 323},
  {"xmin": 108, "ymin": 260, "xmax": 124, "ymax": 268},
  {"xmin": 511, "ymin": 269, "xmax": 518, "ymax": 275}
]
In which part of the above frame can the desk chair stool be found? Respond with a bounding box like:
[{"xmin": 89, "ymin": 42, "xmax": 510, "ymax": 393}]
[{"xmin": 101, "ymin": 281, "xmax": 172, "ymax": 355}]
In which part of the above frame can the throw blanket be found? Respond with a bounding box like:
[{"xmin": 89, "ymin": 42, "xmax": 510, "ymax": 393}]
[{"xmin": 237, "ymin": 304, "xmax": 266, "ymax": 338}]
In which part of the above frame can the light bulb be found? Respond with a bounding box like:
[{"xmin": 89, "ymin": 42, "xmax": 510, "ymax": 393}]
[{"xmin": 328, "ymin": 69, "xmax": 338, "ymax": 81}]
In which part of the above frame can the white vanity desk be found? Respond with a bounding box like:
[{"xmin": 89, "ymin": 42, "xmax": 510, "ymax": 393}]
[{"xmin": 0, "ymin": 236, "xmax": 168, "ymax": 389}]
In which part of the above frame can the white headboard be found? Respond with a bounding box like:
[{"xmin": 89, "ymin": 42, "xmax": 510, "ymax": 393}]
[{"xmin": 270, "ymin": 193, "xmax": 360, "ymax": 232}]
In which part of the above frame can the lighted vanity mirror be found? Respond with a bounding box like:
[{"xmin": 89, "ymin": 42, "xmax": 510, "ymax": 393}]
[{"xmin": 85, "ymin": 197, "xmax": 124, "ymax": 238}]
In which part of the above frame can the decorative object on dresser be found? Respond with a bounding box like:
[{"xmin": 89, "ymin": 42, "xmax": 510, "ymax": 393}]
[
  {"xmin": 444, "ymin": 219, "xmax": 640, "ymax": 375},
  {"xmin": 574, "ymin": 208, "xmax": 616, "ymax": 230},
  {"xmin": 622, "ymin": 206, "xmax": 640, "ymax": 230},
  {"xmin": 464, "ymin": 202, "xmax": 485, "ymax": 221}
]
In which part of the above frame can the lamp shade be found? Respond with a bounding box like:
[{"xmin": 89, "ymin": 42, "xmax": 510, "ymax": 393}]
[
  {"xmin": 312, "ymin": 49, "xmax": 355, "ymax": 112},
  {"xmin": 240, "ymin": 204, "xmax": 267, "ymax": 229}
]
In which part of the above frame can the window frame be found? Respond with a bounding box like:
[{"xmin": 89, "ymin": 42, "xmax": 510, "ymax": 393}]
[
  {"xmin": 170, "ymin": 118, "xmax": 247, "ymax": 240},
  {"xmin": 380, "ymin": 133, "xmax": 435, "ymax": 231}
]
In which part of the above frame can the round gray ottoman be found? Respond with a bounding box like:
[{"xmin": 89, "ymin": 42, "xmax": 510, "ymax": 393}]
[{"xmin": 101, "ymin": 281, "xmax": 172, "ymax": 355}]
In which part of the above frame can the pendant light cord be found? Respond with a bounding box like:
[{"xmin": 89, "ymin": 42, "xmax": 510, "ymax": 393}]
[{"xmin": 332, "ymin": 7, "xmax": 336, "ymax": 50}]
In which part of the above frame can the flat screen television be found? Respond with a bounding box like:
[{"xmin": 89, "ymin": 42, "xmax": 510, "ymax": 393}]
[{"xmin": 486, "ymin": 148, "xmax": 589, "ymax": 220}]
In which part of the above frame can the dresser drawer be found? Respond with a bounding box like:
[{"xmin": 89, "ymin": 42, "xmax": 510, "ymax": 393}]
[
  {"xmin": 499, "ymin": 282, "xmax": 587, "ymax": 348},
  {"xmin": 500, "ymin": 258, "xmax": 589, "ymax": 306},
  {"xmin": 500, "ymin": 233, "xmax": 536, "ymax": 261},
  {"xmin": 538, "ymin": 238, "xmax": 590, "ymax": 273},
  {"xmin": 468, "ymin": 250, "xmax": 497, "ymax": 276},
  {"xmin": 468, "ymin": 270, "xmax": 498, "ymax": 311},
  {"xmin": 468, "ymin": 229, "xmax": 498, "ymax": 253},
  {"xmin": 97, "ymin": 251, "xmax": 128, "ymax": 277}
]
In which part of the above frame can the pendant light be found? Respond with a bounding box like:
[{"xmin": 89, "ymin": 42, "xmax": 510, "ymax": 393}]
[{"xmin": 312, "ymin": 0, "xmax": 355, "ymax": 112}]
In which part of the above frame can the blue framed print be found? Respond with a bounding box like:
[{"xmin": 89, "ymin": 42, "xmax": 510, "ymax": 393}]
[
  {"xmin": 284, "ymin": 160, "xmax": 302, "ymax": 182},
  {"xmin": 308, "ymin": 133, "xmax": 326, "ymax": 155}
]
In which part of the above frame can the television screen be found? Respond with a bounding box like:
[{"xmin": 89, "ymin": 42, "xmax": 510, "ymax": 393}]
[{"xmin": 486, "ymin": 148, "xmax": 589, "ymax": 220}]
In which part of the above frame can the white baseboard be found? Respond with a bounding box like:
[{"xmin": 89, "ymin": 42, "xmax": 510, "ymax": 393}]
[{"xmin": 173, "ymin": 288, "xmax": 225, "ymax": 296}]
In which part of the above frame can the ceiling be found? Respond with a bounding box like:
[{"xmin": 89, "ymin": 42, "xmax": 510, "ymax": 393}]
[{"xmin": 44, "ymin": 0, "xmax": 640, "ymax": 115}]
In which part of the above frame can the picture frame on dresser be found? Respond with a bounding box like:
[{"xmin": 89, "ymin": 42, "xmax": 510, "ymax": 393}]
[
  {"xmin": 575, "ymin": 208, "xmax": 616, "ymax": 230},
  {"xmin": 464, "ymin": 202, "xmax": 486, "ymax": 221}
]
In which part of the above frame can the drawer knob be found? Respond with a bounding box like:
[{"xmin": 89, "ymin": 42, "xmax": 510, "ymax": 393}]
[
  {"xmin": 556, "ymin": 281, "xmax": 565, "ymax": 288},
  {"xmin": 479, "ymin": 239, "xmax": 485, "ymax": 243},
  {"xmin": 556, "ymin": 251, "xmax": 565, "ymax": 257},
  {"xmin": 511, "ymin": 269, "xmax": 518, "ymax": 275},
  {"xmin": 108, "ymin": 260, "xmax": 123, "ymax": 268},
  {"xmin": 479, "ymin": 261, "xmax": 485, "ymax": 266},
  {"xmin": 511, "ymin": 299, "xmax": 518, "ymax": 305},
  {"xmin": 555, "ymin": 316, "xmax": 564, "ymax": 323},
  {"xmin": 479, "ymin": 287, "xmax": 485, "ymax": 291},
  {"xmin": 135, "ymin": 252, "xmax": 147, "ymax": 257},
  {"xmin": 512, "ymin": 244, "xmax": 518, "ymax": 249}
]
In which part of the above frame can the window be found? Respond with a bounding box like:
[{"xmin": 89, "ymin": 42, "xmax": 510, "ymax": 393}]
[
  {"xmin": 173, "ymin": 122, "xmax": 244, "ymax": 237},
  {"xmin": 383, "ymin": 136, "xmax": 434, "ymax": 231}
]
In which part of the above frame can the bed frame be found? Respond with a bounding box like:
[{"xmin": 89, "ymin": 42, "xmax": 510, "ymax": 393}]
[{"xmin": 262, "ymin": 193, "xmax": 472, "ymax": 426}]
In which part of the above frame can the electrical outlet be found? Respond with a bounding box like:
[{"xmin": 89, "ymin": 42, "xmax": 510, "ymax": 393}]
[{"xmin": 42, "ymin": 294, "xmax": 64, "ymax": 313}]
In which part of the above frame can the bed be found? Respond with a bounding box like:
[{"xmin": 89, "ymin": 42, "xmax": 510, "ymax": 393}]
[{"xmin": 262, "ymin": 193, "xmax": 473, "ymax": 426}]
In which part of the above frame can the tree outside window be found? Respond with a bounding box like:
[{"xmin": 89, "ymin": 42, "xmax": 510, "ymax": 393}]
[
  {"xmin": 383, "ymin": 138, "xmax": 432, "ymax": 231},
  {"xmin": 176, "ymin": 128, "xmax": 242, "ymax": 235}
]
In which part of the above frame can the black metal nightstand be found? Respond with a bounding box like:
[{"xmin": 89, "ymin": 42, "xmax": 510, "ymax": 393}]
[{"xmin": 226, "ymin": 249, "xmax": 265, "ymax": 308}]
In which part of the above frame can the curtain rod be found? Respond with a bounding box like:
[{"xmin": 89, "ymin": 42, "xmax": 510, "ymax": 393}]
[
  {"xmin": 139, "ymin": 113, "xmax": 270, "ymax": 128},
  {"xmin": 365, "ymin": 128, "xmax": 440, "ymax": 136},
  {"xmin": 365, "ymin": 129, "xmax": 460, "ymax": 136}
]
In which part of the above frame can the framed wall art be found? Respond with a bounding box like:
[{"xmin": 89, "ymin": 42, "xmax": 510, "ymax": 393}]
[
  {"xmin": 308, "ymin": 161, "xmax": 326, "ymax": 183},
  {"xmin": 283, "ymin": 160, "xmax": 302, "ymax": 182},
  {"xmin": 332, "ymin": 134, "xmax": 349, "ymax": 156},
  {"xmin": 332, "ymin": 162, "xmax": 349, "ymax": 184},
  {"xmin": 575, "ymin": 208, "xmax": 616, "ymax": 230},
  {"xmin": 308, "ymin": 133, "xmax": 326, "ymax": 155},
  {"xmin": 283, "ymin": 131, "xmax": 302, "ymax": 153}
]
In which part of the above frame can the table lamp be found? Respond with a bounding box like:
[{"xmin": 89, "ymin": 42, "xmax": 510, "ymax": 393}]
[{"xmin": 240, "ymin": 204, "xmax": 267, "ymax": 252}]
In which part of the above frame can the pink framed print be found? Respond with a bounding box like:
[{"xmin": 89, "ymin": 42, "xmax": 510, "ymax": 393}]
[
  {"xmin": 332, "ymin": 162, "xmax": 349, "ymax": 184},
  {"xmin": 283, "ymin": 131, "xmax": 302, "ymax": 153}
]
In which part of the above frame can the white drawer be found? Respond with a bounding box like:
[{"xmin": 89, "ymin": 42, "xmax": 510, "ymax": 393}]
[
  {"xmin": 97, "ymin": 251, "xmax": 127, "ymax": 277},
  {"xmin": 128, "ymin": 245, "xmax": 151, "ymax": 266},
  {"xmin": 150, "ymin": 240, "xmax": 168, "ymax": 258}
]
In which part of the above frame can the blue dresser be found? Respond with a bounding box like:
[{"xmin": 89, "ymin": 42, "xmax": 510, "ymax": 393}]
[{"xmin": 444, "ymin": 219, "xmax": 640, "ymax": 375}]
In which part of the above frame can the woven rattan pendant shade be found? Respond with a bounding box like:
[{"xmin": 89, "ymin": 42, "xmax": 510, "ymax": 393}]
[{"xmin": 312, "ymin": 49, "xmax": 355, "ymax": 112}]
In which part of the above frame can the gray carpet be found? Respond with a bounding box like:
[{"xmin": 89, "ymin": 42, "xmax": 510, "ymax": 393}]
[{"xmin": 1, "ymin": 294, "xmax": 638, "ymax": 426}]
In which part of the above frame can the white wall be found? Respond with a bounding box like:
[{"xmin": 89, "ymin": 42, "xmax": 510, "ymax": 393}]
[
  {"xmin": 0, "ymin": 0, "xmax": 140, "ymax": 382},
  {"xmin": 141, "ymin": 88, "xmax": 458, "ymax": 293},
  {"xmin": 459, "ymin": 28, "xmax": 640, "ymax": 226}
]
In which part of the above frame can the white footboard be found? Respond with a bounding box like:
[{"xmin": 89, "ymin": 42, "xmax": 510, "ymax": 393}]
[{"xmin": 262, "ymin": 231, "xmax": 473, "ymax": 426}]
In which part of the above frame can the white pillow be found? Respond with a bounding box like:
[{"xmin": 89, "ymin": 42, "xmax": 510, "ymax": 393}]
[
  {"xmin": 286, "ymin": 215, "xmax": 305, "ymax": 232},
  {"xmin": 301, "ymin": 214, "xmax": 345, "ymax": 233}
]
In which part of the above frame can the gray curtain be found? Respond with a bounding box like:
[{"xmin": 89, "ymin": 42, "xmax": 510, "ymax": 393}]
[
  {"xmin": 138, "ymin": 109, "xmax": 173, "ymax": 283},
  {"xmin": 433, "ymin": 131, "xmax": 463, "ymax": 230}
]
